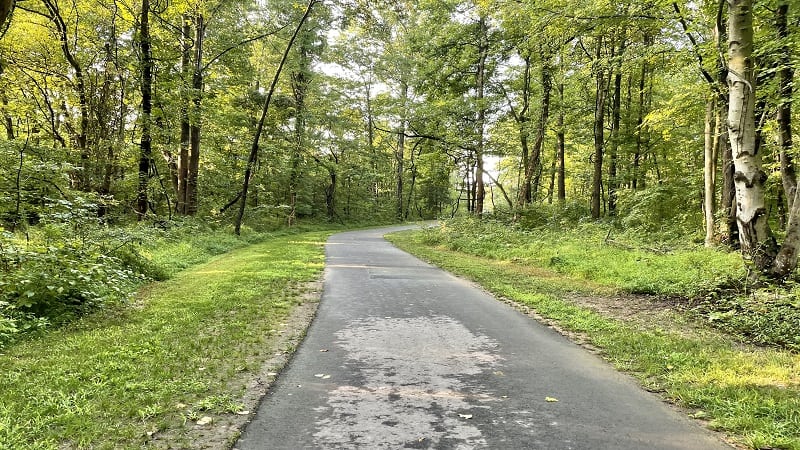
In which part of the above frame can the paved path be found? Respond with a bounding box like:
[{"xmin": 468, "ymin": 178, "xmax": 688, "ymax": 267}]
[{"xmin": 236, "ymin": 226, "xmax": 731, "ymax": 449}]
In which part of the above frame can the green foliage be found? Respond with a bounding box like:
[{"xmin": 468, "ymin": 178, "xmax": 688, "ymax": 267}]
[
  {"xmin": 512, "ymin": 201, "xmax": 592, "ymax": 230},
  {"xmin": 422, "ymin": 217, "xmax": 744, "ymax": 297},
  {"xmin": 0, "ymin": 230, "xmax": 329, "ymax": 448},
  {"xmin": 615, "ymin": 182, "xmax": 703, "ymax": 237},
  {"xmin": 0, "ymin": 233, "xmax": 138, "ymax": 319},
  {"xmin": 692, "ymin": 290, "xmax": 800, "ymax": 350},
  {"xmin": 0, "ymin": 206, "xmax": 338, "ymax": 349}
]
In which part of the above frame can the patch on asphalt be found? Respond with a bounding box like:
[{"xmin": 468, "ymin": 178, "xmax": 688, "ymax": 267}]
[{"xmin": 313, "ymin": 315, "xmax": 502, "ymax": 448}]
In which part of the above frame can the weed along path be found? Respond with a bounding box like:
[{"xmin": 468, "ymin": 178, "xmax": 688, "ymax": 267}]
[{"xmin": 235, "ymin": 226, "xmax": 731, "ymax": 450}]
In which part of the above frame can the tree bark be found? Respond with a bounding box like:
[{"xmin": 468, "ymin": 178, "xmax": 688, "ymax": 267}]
[
  {"xmin": 0, "ymin": 0, "xmax": 13, "ymax": 33},
  {"xmin": 771, "ymin": 0, "xmax": 800, "ymax": 276},
  {"xmin": 325, "ymin": 164, "xmax": 336, "ymax": 221},
  {"xmin": 710, "ymin": 7, "xmax": 738, "ymax": 248},
  {"xmin": 727, "ymin": 0, "xmax": 777, "ymax": 270},
  {"xmin": 703, "ymin": 97, "xmax": 717, "ymax": 246},
  {"xmin": 474, "ymin": 16, "xmax": 488, "ymax": 217},
  {"xmin": 177, "ymin": 15, "xmax": 191, "ymax": 215},
  {"xmin": 591, "ymin": 38, "xmax": 606, "ymax": 219},
  {"xmin": 289, "ymin": 28, "xmax": 313, "ymax": 226},
  {"xmin": 517, "ymin": 54, "xmax": 532, "ymax": 205},
  {"xmin": 136, "ymin": 0, "xmax": 153, "ymax": 220},
  {"xmin": 633, "ymin": 41, "xmax": 649, "ymax": 190},
  {"xmin": 186, "ymin": 14, "xmax": 204, "ymax": 216},
  {"xmin": 518, "ymin": 54, "xmax": 551, "ymax": 207},
  {"xmin": 608, "ymin": 66, "xmax": 622, "ymax": 214},
  {"xmin": 556, "ymin": 81, "xmax": 566, "ymax": 203},
  {"xmin": 776, "ymin": 1, "xmax": 796, "ymax": 212},
  {"xmin": 396, "ymin": 81, "xmax": 408, "ymax": 220}
]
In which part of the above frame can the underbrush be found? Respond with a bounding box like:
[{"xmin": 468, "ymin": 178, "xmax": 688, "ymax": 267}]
[
  {"xmin": 420, "ymin": 217, "xmax": 800, "ymax": 351},
  {"xmin": 0, "ymin": 231, "xmax": 330, "ymax": 448},
  {"xmin": 425, "ymin": 216, "xmax": 744, "ymax": 297},
  {"xmin": 0, "ymin": 215, "xmax": 338, "ymax": 348}
]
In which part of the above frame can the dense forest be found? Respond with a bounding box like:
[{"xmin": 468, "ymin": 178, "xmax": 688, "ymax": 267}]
[
  {"xmin": 1, "ymin": 2, "xmax": 800, "ymax": 449},
  {"xmin": 1, "ymin": 0, "xmax": 800, "ymax": 333}
]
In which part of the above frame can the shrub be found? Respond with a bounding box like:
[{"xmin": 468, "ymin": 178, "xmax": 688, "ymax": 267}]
[{"xmin": 0, "ymin": 232, "xmax": 139, "ymax": 322}]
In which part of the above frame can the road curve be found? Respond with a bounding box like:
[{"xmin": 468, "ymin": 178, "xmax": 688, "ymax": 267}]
[{"xmin": 235, "ymin": 226, "xmax": 732, "ymax": 449}]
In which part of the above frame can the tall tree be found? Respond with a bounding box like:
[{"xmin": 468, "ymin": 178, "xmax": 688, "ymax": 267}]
[
  {"xmin": 136, "ymin": 0, "xmax": 153, "ymax": 219},
  {"xmin": 235, "ymin": 0, "xmax": 318, "ymax": 235},
  {"xmin": 591, "ymin": 37, "xmax": 608, "ymax": 220}
]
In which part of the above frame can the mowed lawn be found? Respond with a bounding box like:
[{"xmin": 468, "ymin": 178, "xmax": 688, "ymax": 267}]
[{"xmin": 0, "ymin": 232, "xmax": 330, "ymax": 449}]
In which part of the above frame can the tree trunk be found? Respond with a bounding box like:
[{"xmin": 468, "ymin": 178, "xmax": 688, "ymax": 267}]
[
  {"xmin": 591, "ymin": 39, "xmax": 606, "ymax": 219},
  {"xmin": 518, "ymin": 54, "xmax": 532, "ymax": 205},
  {"xmin": 0, "ymin": 0, "xmax": 13, "ymax": 33},
  {"xmin": 771, "ymin": 0, "xmax": 800, "ymax": 276},
  {"xmin": 703, "ymin": 97, "xmax": 717, "ymax": 246},
  {"xmin": 727, "ymin": 0, "xmax": 777, "ymax": 270},
  {"xmin": 776, "ymin": 1, "xmax": 796, "ymax": 213},
  {"xmin": 186, "ymin": 14, "xmax": 204, "ymax": 216},
  {"xmin": 474, "ymin": 16, "xmax": 488, "ymax": 217},
  {"xmin": 365, "ymin": 83, "xmax": 378, "ymax": 203},
  {"xmin": 177, "ymin": 15, "xmax": 191, "ymax": 215},
  {"xmin": 289, "ymin": 30, "xmax": 312, "ymax": 226},
  {"xmin": 518, "ymin": 55, "xmax": 551, "ymax": 207},
  {"xmin": 44, "ymin": 0, "xmax": 91, "ymax": 191},
  {"xmin": 325, "ymin": 166, "xmax": 336, "ymax": 221},
  {"xmin": 557, "ymin": 81, "xmax": 566, "ymax": 202},
  {"xmin": 608, "ymin": 69, "xmax": 622, "ymax": 214},
  {"xmin": 136, "ymin": 0, "xmax": 152, "ymax": 220},
  {"xmin": 235, "ymin": 0, "xmax": 317, "ymax": 235},
  {"xmin": 396, "ymin": 81, "xmax": 407, "ymax": 220},
  {"xmin": 633, "ymin": 51, "xmax": 648, "ymax": 190},
  {"xmin": 720, "ymin": 110, "xmax": 739, "ymax": 247}
]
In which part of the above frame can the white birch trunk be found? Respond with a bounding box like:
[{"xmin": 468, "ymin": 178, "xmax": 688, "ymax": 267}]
[{"xmin": 727, "ymin": 0, "xmax": 776, "ymax": 270}]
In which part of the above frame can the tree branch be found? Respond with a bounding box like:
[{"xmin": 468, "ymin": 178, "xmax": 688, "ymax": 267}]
[
  {"xmin": 201, "ymin": 25, "xmax": 289, "ymax": 72},
  {"xmin": 673, "ymin": 2, "xmax": 718, "ymax": 91}
]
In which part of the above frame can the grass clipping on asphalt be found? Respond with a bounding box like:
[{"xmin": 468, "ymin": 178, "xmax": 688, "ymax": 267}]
[
  {"xmin": 387, "ymin": 230, "xmax": 800, "ymax": 450},
  {"xmin": 0, "ymin": 231, "xmax": 329, "ymax": 449}
]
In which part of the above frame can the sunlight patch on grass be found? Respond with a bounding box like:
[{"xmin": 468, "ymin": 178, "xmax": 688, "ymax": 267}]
[{"xmin": 0, "ymin": 231, "xmax": 331, "ymax": 449}]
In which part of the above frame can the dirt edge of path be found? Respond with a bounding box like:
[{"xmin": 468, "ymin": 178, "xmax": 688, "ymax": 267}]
[{"xmin": 149, "ymin": 279, "xmax": 323, "ymax": 450}]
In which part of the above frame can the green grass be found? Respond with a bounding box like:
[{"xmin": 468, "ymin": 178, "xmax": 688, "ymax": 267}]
[
  {"xmin": 388, "ymin": 228, "xmax": 800, "ymax": 450},
  {"xmin": 428, "ymin": 218, "xmax": 745, "ymax": 296},
  {"xmin": 0, "ymin": 231, "xmax": 330, "ymax": 449}
]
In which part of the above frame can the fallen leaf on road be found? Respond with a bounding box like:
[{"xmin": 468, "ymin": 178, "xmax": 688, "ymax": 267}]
[
  {"xmin": 458, "ymin": 414, "xmax": 473, "ymax": 419},
  {"xmin": 545, "ymin": 397, "xmax": 559, "ymax": 403}
]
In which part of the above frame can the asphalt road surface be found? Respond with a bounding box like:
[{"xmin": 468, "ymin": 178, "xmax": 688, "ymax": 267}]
[{"xmin": 235, "ymin": 226, "xmax": 732, "ymax": 449}]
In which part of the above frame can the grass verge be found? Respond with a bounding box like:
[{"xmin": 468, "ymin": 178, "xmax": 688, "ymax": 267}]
[
  {"xmin": 387, "ymin": 229, "xmax": 800, "ymax": 450},
  {"xmin": 0, "ymin": 230, "xmax": 331, "ymax": 449}
]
